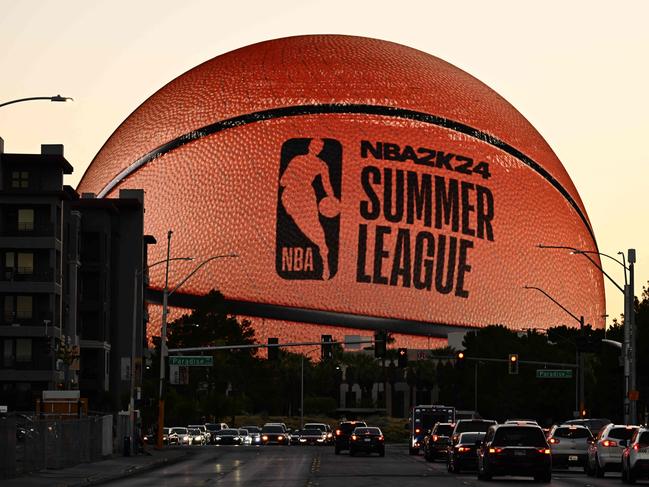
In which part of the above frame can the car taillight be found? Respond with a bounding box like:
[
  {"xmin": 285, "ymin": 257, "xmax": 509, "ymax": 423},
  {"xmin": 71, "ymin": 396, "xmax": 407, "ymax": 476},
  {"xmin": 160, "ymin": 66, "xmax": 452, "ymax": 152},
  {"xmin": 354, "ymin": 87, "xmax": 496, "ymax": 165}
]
[
  {"xmin": 488, "ymin": 447, "xmax": 503, "ymax": 454},
  {"xmin": 549, "ymin": 437, "xmax": 560, "ymax": 444},
  {"xmin": 336, "ymin": 429, "xmax": 341, "ymax": 436},
  {"xmin": 415, "ymin": 428, "xmax": 421, "ymax": 434},
  {"xmin": 602, "ymin": 440, "xmax": 618, "ymax": 447},
  {"xmin": 351, "ymin": 435, "xmax": 357, "ymax": 441},
  {"xmin": 458, "ymin": 447, "xmax": 470, "ymax": 453},
  {"xmin": 633, "ymin": 444, "xmax": 640, "ymax": 451},
  {"xmin": 378, "ymin": 435, "xmax": 384, "ymax": 441},
  {"xmin": 538, "ymin": 448, "xmax": 551, "ymax": 455},
  {"xmin": 432, "ymin": 435, "xmax": 439, "ymax": 442}
]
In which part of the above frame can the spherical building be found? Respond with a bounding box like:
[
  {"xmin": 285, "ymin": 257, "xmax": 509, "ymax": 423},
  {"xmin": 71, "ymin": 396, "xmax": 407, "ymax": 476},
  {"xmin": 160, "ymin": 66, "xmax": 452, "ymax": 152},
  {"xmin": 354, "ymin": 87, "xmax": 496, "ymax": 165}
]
[{"xmin": 78, "ymin": 35, "xmax": 605, "ymax": 347}]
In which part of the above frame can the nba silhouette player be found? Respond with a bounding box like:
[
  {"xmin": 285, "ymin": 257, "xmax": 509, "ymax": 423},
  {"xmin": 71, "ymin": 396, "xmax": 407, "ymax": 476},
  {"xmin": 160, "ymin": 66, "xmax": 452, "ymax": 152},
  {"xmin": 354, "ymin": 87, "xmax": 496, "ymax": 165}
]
[{"xmin": 280, "ymin": 138, "xmax": 340, "ymax": 280}]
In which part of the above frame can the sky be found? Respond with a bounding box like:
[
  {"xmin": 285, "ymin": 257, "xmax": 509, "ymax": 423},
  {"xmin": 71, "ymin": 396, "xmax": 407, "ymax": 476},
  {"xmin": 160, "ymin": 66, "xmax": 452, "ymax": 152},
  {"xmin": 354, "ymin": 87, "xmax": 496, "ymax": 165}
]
[{"xmin": 0, "ymin": 0, "xmax": 647, "ymax": 325}]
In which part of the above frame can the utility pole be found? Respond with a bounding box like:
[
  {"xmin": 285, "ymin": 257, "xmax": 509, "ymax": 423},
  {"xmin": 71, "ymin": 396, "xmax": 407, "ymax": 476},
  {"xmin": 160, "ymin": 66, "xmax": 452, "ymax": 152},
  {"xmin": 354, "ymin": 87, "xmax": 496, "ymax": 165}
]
[
  {"xmin": 156, "ymin": 230, "xmax": 172, "ymax": 449},
  {"xmin": 627, "ymin": 249, "xmax": 637, "ymax": 424}
]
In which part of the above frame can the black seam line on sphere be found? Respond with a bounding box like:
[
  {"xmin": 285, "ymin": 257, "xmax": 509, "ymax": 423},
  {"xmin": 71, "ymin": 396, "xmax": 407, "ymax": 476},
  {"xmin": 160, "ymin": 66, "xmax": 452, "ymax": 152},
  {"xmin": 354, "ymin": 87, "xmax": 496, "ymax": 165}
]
[{"xmin": 97, "ymin": 103, "xmax": 595, "ymax": 243}]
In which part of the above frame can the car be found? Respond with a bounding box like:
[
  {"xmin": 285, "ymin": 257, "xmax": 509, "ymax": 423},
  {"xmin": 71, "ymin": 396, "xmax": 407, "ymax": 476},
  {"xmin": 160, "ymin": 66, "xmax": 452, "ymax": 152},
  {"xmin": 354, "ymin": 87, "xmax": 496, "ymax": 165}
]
[
  {"xmin": 237, "ymin": 428, "xmax": 252, "ymax": 445},
  {"xmin": 188, "ymin": 424, "xmax": 210, "ymax": 443},
  {"xmin": 335, "ymin": 421, "xmax": 367, "ymax": 455},
  {"xmin": 451, "ymin": 419, "xmax": 497, "ymax": 445},
  {"xmin": 170, "ymin": 427, "xmax": 191, "ymax": 445},
  {"xmin": 477, "ymin": 424, "xmax": 552, "ymax": 482},
  {"xmin": 622, "ymin": 427, "xmax": 649, "ymax": 483},
  {"xmin": 423, "ymin": 422, "xmax": 455, "ymax": 462},
  {"xmin": 546, "ymin": 424, "xmax": 592, "ymax": 468},
  {"xmin": 261, "ymin": 424, "xmax": 289, "ymax": 445},
  {"xmin": 298, "ymin": 428, "xmax": 327, "ymax": 445},
  {"xmin": 505, "ymin": 419, "xmax": 539, "ymax": 426},
  {"xmin": 205, "ymin": 422, "xmax": 229, "ymax": 443},
  {"xmin": 241, "ymin": 425, "xmax": 262, "ymax": 445},
  {"xmin": 448, "ymin": 432, "xmax": 485, "ymax": 473},
  {"xmin": 188, "ymin": 427, "xmax": 206, "ymax": 445},
  {"xmin": 290, "ymin": 429, "xmax": 304, "ymax": 445},
  {"xmin": 349, "ymin": 427, "xmax": 385, "ymax": 457},
  {"xmin": 212, "ymin": 428, "xmax": 242, "ymax": 445},
  {"xmin": 564, "ymin": 418, "xmax": 612, "ymax": 437},
  {"xmin": 304, "ymin": 422, "xmax": 333, "ymax": 444},
  {"xmin": 586, "ymin": 423, "xmax": 639, "ymax": 477}
]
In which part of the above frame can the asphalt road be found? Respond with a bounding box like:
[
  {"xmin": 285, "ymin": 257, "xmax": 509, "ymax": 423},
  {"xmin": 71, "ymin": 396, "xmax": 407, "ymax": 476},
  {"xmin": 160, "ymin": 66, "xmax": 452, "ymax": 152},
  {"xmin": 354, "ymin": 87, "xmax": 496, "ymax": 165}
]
[{"xmin": 100, "ymin": 444, "xmax": 636, "ymax": 487}]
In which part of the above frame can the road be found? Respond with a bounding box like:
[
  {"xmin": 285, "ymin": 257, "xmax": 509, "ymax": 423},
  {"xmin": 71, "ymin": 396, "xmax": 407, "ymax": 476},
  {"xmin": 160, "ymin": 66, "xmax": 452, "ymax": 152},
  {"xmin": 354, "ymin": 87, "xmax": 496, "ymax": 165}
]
[{"xmin": 102, "ymin": 444, "xmax": 633, "ymax": 486}]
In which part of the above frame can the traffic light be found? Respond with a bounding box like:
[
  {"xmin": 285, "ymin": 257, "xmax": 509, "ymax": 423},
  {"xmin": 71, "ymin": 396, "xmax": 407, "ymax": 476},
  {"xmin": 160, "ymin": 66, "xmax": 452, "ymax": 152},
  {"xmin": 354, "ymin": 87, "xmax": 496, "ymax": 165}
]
[
  {"xmin": 508, "ymin": 354, "xmax": 519, "ymax": 375},
  {"xmin": 374, "ymin": 330, "xmax": 387, "ymax": 358},
  {"xmin": 397, "ymin": 348, "xmax": 408, "ymax": 368},
  {"xmin": 321, "ymin": 335, "xmax": 333, "ymax": 360},
  {"xmin": 267, "ymin": 338, "xmax": 279, "ymax": 360}
]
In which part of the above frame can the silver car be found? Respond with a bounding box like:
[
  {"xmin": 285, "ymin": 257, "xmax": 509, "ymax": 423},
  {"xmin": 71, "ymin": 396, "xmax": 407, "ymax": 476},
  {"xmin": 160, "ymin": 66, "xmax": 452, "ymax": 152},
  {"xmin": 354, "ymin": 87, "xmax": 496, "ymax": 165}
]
[
  {"xmin": 586, "ymin": 423, "xmax": 639, "ymax": 477},
  {"xmin": 547, "ymin": 424, "xmax": 592, "ymax": 468}
]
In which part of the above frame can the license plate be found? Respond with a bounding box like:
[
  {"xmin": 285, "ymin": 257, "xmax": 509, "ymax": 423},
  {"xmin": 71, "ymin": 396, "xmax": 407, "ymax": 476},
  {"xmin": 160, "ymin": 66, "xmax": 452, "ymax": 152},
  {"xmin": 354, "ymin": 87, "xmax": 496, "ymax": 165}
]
[
  {"xmin": 514, "ymin": 450, "xmax": 525, "ymax": 456},
  {"xmin": 364, "ymin": 438, "xmax": 371, "ymax": 442},
  {"xmin": 569, "ymin": 455, "xmax": 578, "ymax": 461}
]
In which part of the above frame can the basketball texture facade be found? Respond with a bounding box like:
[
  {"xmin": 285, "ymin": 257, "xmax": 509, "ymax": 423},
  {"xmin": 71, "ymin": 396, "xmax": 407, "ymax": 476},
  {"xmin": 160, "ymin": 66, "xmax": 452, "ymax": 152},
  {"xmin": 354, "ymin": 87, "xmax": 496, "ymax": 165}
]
[{"xmin": 78, "ymin": 35, "xmax": 605, "ymax": 341}]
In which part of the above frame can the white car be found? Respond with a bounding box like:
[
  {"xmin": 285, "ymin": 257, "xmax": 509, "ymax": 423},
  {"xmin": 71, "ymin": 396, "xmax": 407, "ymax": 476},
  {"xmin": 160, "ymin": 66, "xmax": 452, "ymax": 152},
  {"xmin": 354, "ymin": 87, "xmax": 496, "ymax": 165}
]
[
  {"xmin": 622, "ymin": 427, "xmax": 649, "ymax": 483},
  {"xmin": 170, "ymin": 427, "xmax": 191, "ymax": 446},
  {"xmin": 586, "ymin": 423, "xmax": 638, "ymax": 477}
]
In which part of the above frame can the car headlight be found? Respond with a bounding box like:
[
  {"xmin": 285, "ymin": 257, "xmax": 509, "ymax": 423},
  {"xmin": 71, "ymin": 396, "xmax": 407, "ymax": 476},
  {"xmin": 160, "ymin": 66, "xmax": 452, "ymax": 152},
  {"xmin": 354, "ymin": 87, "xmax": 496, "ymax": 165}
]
[{"xmin": 215, "ymin": 436, "xmax": 221, "ymax": 440}]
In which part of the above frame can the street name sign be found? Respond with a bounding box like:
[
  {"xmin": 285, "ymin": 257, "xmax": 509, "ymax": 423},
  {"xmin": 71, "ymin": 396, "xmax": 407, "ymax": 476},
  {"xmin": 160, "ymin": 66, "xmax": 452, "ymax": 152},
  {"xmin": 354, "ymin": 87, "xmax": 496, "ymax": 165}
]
[
  {"xmin": 536, "ymin": 369, "xmax": 573, "ymax": 379},
  {"xmin": 169, "ymin": 356, "xmax": 213, "ymax": 367}
]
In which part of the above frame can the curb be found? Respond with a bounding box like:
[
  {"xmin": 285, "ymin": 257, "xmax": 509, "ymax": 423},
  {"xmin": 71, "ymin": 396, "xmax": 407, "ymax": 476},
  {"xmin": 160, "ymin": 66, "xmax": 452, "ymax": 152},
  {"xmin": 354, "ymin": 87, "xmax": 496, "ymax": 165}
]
[{"xmin": 69, "ymin": 451, "xmax": 193, "ymax": 487}]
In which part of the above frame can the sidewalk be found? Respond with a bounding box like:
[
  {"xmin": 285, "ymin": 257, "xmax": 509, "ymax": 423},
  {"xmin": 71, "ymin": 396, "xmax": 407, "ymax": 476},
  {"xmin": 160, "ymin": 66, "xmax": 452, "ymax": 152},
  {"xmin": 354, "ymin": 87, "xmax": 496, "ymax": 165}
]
[{"xmin": 3, "ymin": 448, "xmax": 191, "ymax": 487}]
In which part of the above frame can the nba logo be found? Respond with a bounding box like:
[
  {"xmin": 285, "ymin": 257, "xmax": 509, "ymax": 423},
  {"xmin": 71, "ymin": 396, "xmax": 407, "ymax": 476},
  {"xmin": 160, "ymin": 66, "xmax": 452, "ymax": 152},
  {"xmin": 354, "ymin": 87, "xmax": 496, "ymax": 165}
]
[{"xmin": 276, "ymin": 138, "xmax": 342, "ymax": 280}]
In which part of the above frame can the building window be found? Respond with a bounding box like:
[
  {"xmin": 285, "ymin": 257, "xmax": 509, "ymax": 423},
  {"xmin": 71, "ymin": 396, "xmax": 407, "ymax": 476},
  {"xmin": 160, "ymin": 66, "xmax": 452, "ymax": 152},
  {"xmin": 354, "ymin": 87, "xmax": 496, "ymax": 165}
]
[
  {"xmin": 3, "ymin": 340, "xmax": 14, "ymax": 367},
  {"xmin": 11, "ymin": 171, "xmax": 29, "ymax": 189},
  {"xmin": 17, "ymin": 253, "xmax": 33, "ymax": 274},
  {"xmin": 3, "ymin": 296, "xmax": 14, "ymax": 322},
  {"xmin": 16, "ymin": 296, "xmax": 32, "ymax": 319},
  {"xmin": 17, "ymin": 209, "xmax": 34, "ymax": 231},
  {"xmin": 16, "ymin": 339, "xmax": 32, "ymax": 362}
]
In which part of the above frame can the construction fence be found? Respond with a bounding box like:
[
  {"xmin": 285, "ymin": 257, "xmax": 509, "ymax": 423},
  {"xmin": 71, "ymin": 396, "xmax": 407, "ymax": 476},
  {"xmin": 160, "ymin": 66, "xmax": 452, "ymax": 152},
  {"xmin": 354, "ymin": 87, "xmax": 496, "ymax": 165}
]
[{"xmin": 0, "ymin": 414, "xmax": 113, "ymax": 479}]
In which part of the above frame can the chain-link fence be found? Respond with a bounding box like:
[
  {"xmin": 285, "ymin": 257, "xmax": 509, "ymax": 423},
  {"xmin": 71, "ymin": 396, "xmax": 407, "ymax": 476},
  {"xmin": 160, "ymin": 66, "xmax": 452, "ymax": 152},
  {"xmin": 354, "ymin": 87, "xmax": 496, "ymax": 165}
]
[{"xmin": 0, "ymin": 414, "xmax": 113, "ymax": 479}]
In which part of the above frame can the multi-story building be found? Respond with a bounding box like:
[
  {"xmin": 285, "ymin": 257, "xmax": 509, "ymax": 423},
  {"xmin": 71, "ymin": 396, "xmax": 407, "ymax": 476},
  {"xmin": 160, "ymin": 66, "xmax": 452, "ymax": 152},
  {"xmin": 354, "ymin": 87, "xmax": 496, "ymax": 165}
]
[{"xmin": 0, "ymin": 139, "xmax": 77, "ymax": 409}]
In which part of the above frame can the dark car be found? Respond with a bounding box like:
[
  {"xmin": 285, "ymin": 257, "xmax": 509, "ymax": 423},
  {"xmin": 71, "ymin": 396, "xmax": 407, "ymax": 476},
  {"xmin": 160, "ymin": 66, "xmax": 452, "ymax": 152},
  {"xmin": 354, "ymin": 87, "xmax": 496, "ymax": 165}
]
[
  {"xmin": 477, "ymin": 424, "xmax": 552, "ymax": 482},
  {"xmin": 335, "ymin": 421, "xmax": 367, "ymax": 454},
  {"xmin": 298, "ymin": 428, "xmax": 327, "ymax": 445},
  {"xmin": 212, "ymin": 428, "xmax": 242, "ymax": 445},
  {"xmin": 261, "ymin": 424, "xmax": 289, "ymax": 445},
  {"xmin": 423, "ymin": 422, "xmax": 455, "ymax": 462},
  {"xmin": 564, "ymin": 418, "xmax": 611, "ymax": 437},
  {"xmin": 349, "ymin": 427, "xmax": 385, "ymax": 457},
  {"xmin": 448, "ymin": 432, "xmax": 485, "ymax": 473},
  {"xmin": 451, "ymin": 419, "xmax": 497, "ymax": 445}
]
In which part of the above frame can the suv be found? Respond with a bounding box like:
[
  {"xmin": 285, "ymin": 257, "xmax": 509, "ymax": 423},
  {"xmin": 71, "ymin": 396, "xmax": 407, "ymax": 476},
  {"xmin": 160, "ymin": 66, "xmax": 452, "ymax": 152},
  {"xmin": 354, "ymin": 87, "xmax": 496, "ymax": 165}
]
[
  {"xmin": 547, "ymin": 424, "xmax": 593, "ymax": 468},
  {"xmin": 335, "ymin": 421, "xmax": 367, "ymax": 454},
  {"xmin": 305, "ymin": 423, "xmax": 333, "ymax": 444},
  {"xmin": 451, "ymin": 419, "xmax": 497, "ymax": 445},
  {"xmin": 477, "ymin": 424, "xmax": 552, "ymax": 482},
  {"xmin": 423, "ymin": 422, "xmax": 455, "ymax": 462},
  {"xmin": 586, "ymin": 423, "xmax": 639, "ymax": 477},
  {"xmin": 622, "ymin": 427, "xmax": 649, "ymax": 483}
]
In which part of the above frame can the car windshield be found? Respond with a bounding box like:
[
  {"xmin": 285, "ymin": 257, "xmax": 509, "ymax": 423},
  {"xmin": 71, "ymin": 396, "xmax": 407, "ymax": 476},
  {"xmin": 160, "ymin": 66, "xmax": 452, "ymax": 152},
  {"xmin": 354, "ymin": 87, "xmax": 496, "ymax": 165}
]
[
  {"xmin": 305, "ymin": 424, "xmax": 326, "ymax": 431},
  {"xmin": 302, "ymin": 429, "xmax": 322, "ymax": 435},
  {"xmin": 554, "ymin": 427, "xmax": 591, "ymax": 439},
  {"xmin": 638, "ymin": 432, "xmax": 649, "ymax": 445},
  {"xmin": 609, "ymin": 427, "xmax": 638, "ymax": 440},
  {"xmin": 262, "ymin": 425, "xmax": 284, "ymax": 433},
  {"xmin": 340, "ymin": 422, "xmax": 366, "ymax": 433},
  {"xmin": 239, "ymin": 429, "xmax": 248, "ymax": 435},
  {"xmin": 205, "ymin": 424, "xmax": 222, "ymax": 431},
  {"xmin": 163, "ymin": 428, "xmax": 172, "ymax": 434},
  {"xmin": 171, "ymin": 428, "xmax": 187, "ymax": 434},
  {"xmin": 354, "ymin": 427, "xmax": 381, "ymax": 435},
  {"xmin": 243, "ymin": 426, "xmax": 260, "ymax": 433},
  {"xmin": 456, "ymin": 421, "xmax": 495, "ymax": 434},
  {"xmin": 188, "ymin": 429, "xmax": 199, "ymax": 434},
  {"xmin": 434, "ymin": 424, "xmax": 454, "ymax": 436},
  {"xmin": 458, "ymin": 432, "xmax": 485, "ymax": 443},
  {"xmin": 220, "ymin": 429, "xmax": 239, "ymax": 435},
  {"xmin": 493, "ymin": 427, "xmax": 547, "ymax": 447}
]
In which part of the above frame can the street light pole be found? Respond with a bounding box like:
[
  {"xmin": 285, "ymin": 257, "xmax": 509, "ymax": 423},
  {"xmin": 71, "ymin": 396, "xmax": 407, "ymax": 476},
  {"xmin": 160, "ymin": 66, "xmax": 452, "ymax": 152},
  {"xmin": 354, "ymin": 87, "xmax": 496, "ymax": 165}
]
[
  {"xmin": 154, "ymin": 243, "xmax": 238, "ymax": 449},
  {"xmin": 628, "ymin": 249, "xmax": 637, "ymax": 424},
  {"xmin": 0, "ymin": 95, "xmax": 73, "ymax": 108},
  {"xmin": 300, "ymin": 347, "xmax": 321, "ymax": 429},
  {"xmin": 156, "ymin": 230, "xmax": 173, "ymax": 449}
]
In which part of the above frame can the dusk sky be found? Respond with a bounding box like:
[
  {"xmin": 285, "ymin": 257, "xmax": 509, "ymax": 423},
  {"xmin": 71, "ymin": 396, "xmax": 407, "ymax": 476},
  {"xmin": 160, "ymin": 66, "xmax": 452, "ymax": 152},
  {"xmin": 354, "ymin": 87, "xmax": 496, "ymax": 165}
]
[{"xmin": 1, "ymin": 0, "xmax": 647, "ymax": 325}]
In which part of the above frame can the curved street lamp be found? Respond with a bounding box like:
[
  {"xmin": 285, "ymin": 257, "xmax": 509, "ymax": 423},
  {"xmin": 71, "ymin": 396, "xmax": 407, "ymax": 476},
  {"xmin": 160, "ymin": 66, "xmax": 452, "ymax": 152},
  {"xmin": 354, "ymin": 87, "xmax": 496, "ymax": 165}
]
[
  {"xmin": 156, "ymin": 230, "xmax": 238, "ymax": 449},
  {"xmin": 0, "ymin": 95, "xmax": 73, "ymax": 108}
]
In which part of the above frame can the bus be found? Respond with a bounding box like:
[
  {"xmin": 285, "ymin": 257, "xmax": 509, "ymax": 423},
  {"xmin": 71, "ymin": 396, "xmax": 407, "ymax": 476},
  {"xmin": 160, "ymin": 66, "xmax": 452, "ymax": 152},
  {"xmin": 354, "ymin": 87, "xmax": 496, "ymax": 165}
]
[{"xmin": 408, "ymin": 404, "xmax": 456, "ymax": 455}]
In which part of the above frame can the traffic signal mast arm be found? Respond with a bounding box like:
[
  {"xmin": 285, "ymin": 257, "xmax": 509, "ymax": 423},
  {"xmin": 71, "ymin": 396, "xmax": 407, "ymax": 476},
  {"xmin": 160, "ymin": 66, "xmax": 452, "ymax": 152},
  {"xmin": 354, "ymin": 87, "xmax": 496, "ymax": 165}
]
[{"xmin": 168, "ymin": 338, "xmax": 376, "ymax": 353}]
